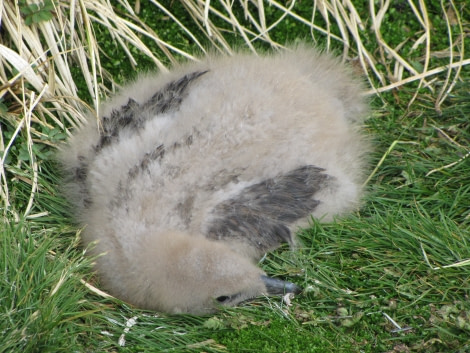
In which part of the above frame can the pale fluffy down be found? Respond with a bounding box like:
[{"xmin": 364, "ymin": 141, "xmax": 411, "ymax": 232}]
[{"xmin": 59, "ymin": 46, "xmax": 370, "ymax": 314}]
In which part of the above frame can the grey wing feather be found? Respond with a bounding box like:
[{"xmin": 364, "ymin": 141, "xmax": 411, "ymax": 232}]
[
  {"xmin": 96, "ymin": 70, "xmax": 208, "ymax": 152},
  {"xmin": 66, "ymin": 70, "xmax": 207, "ymax": 211},
  {"xmin": 207, "ymin": 165, "xmax": 328, "ymax": 256}
]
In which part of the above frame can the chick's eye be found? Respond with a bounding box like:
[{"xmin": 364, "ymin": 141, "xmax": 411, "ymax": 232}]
[{"xmin": 216, "ymin": 295, "xmax": 231, "ymax": 303}]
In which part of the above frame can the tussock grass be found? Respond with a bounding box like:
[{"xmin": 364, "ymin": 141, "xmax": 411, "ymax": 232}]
[{"xmin": 1, "ymin": 0, "xmax": 469, "ymax": 352}]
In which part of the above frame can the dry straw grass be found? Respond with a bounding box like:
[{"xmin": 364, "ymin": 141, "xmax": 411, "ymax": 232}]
[{"xmin": 0, "ymin": 0, "xmax": 468, "ymax": 220}]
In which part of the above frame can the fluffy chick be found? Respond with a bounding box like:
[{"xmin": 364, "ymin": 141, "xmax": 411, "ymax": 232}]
[{"xmin": 59, "ymin": 46, "xmax": 369, "ymax": 314}]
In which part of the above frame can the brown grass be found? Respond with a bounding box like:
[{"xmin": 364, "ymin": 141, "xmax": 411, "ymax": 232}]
[{"xmin": 0, "ymin": 0, "xmax": 468, "ymax": 219}]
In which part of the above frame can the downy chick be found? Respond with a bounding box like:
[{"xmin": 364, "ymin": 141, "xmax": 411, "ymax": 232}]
[{"xmin": 59, "ymin": 46, "xmax": 369, "ymax": 314}]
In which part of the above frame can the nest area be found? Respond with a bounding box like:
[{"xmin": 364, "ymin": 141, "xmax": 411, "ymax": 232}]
[{"xmin": 1, "ymin": 2, "xmax": 469, "ymax": 352}]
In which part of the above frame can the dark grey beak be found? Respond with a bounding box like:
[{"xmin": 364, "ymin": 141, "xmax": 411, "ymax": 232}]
[{"xmin": 261, "ymin": 275, "xmax": 302, "ymax": 295}]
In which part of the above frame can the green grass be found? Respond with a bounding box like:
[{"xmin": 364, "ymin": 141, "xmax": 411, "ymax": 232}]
[
  {"xmin": 2, "ymin": 79, "xmax": 469, "ymax": 353},
  {"xmin": 1, "ymin": 1, "xmax": 470, "ymax": 352}
]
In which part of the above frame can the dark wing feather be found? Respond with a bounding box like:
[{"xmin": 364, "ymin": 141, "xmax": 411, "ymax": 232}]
[
  {"xmin": 69, "ymin": 70, "xmax": 208, "ymax": 210},
  {"xmin": 206, "ymin": 165, "xmax": 328, "ymax": 256},
  {"xmin": 96, "ymin": 70, "xmax": 208, "ymax": 152}
]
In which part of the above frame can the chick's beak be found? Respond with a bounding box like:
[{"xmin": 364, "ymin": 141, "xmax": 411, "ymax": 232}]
[{"xmin": 261, "ymin": 275, "xmax": 302, "ymax": 295}]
